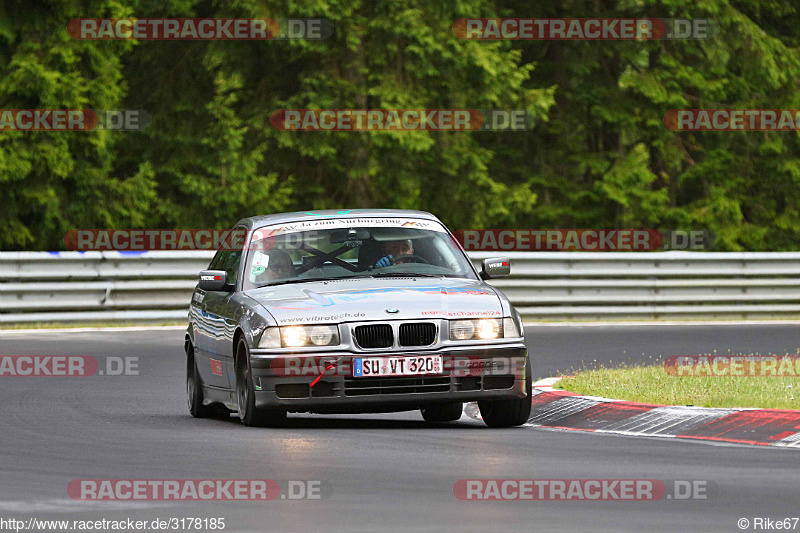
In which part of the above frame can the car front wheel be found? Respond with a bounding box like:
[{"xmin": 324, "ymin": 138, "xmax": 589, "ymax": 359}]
[
  {"xmin": 235, "ymin": 339, "xmax": 286, "ymax": 427},
  {"xmin": 478, "ymin": 356, "xmax": 532, "ymax": 428}
]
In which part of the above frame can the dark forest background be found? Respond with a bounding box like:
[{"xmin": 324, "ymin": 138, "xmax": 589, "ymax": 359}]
[{"xmin": 2, "ymin": 0, "xmax": 800, "ymax": 250}]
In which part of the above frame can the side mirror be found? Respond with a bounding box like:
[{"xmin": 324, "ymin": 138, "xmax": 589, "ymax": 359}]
[
  {"xmin": 198, "ymin": 270, "xmax": 228, "ymax": 291},
  {"xmin": 480, "ymin": 257, "xmax": 510, "ymax": 280}
]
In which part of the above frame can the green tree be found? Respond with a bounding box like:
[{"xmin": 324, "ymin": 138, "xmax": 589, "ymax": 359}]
[{"xmin": 0, "ymin": 0, "xmax": 155, "ymax": 249}]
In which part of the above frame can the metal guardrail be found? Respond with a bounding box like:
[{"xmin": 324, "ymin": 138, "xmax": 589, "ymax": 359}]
[
  {"xmin": 1, "ymin": 251, "xmax": 800, "ymax": 323},
  {"xmin": 470, "ymin": 252, "xmax": 800, "ymax": 320},
  {"xmin": 0, "ymin": 252, "xmax": 212, "ymax": 324}
]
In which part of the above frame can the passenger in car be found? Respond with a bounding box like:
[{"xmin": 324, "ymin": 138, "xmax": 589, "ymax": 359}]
[{"xmin": 252, "ymin": 248, "xmax": 297, "ymax": 284}]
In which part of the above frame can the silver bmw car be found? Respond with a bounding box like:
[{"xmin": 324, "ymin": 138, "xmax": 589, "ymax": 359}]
[{"xmin": 185, "ymin": 209, "xmax": 531, "ymax": 427}]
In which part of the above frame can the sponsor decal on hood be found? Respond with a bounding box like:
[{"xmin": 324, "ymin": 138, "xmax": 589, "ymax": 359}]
[{"xmin": 246, "ymin": 278, "xmax": 502, "ymax": 324}]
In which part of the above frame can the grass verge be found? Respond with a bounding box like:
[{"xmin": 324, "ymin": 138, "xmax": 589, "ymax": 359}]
[{"xmin": 555, "ymin": 364, "xmax": 800, "ymax": 410}]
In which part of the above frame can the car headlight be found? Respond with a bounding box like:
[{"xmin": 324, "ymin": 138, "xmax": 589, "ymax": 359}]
[
  {"xmin": 450, "ymin": 320, "xmax": 476, "ymax": 340},
  {"xmin": 450, "ymin": 318, "xmax": 501, "ymax": 340},
  {"xmin": 258, "ymin": 325, "xmax": 340, "ymax": 348},
  {"xmin": 309, "ymin": 325, "xmax": 335, "ymax": 345},
  {"xmin": 502, "ymin": 316, "xmax": 521, "ymax": 338},
  {"xmin": 282, "ymin": 326, "xmax": 308, "ymax": 347},
  {"xmin": 258, "ymin": 327, "xmax": 281, "ymax": 348},
  {"xmin": 449, "ymin": 318, "xmax": 521, "ymax": 340}
]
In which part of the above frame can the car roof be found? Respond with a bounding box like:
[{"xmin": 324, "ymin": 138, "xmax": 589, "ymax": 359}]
[{"xmin": 234, "ymin": 209, "xmax": 442, "ymax": 230}]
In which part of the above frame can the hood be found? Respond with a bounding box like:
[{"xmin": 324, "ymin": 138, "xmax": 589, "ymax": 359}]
[{"xmin": 244, "ymin": 277, "xmax": 502, "ymax": 325}]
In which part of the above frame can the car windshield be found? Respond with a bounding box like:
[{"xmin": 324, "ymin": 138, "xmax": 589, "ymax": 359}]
[{"xmin": 242, "ymin": 220, "xmax": 476, "ymax": 289}]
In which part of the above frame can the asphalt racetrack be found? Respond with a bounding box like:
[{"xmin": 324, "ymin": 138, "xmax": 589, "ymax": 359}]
[{"xmin": 1, "ymin": 324, "xmax": 798, "ymax": 532}]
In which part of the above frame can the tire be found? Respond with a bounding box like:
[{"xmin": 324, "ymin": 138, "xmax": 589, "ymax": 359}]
[
  {"xmin": 187, "ymin": 345, "xmax": 215, "ymax": 418},
  {"xmin": 478, "ymin": 355, "xmax": 533, "ymax": 428},
  {"xmin": 421, "ymin": 402, "xmax": 463, "ymax": 422},
  {"xmin": 235, "ymin": 339, "xmax": 286, "ymax": 427}
]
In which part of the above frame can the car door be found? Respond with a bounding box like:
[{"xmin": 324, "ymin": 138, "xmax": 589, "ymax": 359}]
[
  {"xmin": 191, "ymin": 249, "xmax": 221, "ymax": 382},
  {"xmin": 193, "ymin": 243, "xmax": 243, "ymax": 390}
]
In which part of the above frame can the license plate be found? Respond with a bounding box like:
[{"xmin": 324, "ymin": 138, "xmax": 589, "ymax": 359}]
[{"xmin": 353, "ymin": 355, "xmax": 443, "ymax": 377}]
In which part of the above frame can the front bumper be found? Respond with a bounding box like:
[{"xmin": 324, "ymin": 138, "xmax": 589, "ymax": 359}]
[{"xmin": 249, "ymin": 344, "xmax": 528, "ymax": 413}]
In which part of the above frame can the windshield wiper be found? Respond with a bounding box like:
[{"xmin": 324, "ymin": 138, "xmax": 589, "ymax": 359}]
[
  {"xmin": 255, "ymin": 275, "xmax": 372, "ymax": 288},
  {"xmin": 369, "ymin": 272, "xmax": 444, "ymax": 278}
]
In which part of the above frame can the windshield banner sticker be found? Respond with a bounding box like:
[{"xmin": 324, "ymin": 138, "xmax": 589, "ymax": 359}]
[{"xmin": 252, "ymin": 218, "xmax": 446, "ymax": 238}]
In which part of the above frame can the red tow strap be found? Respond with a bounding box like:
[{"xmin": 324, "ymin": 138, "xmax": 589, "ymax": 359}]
[{"xmin": 309, "ymin": 364, "xmax": 337, "ymax": 388}]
